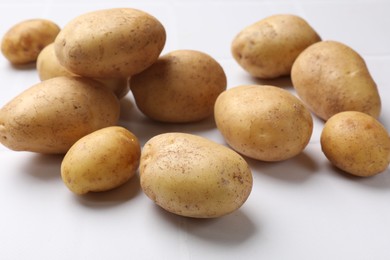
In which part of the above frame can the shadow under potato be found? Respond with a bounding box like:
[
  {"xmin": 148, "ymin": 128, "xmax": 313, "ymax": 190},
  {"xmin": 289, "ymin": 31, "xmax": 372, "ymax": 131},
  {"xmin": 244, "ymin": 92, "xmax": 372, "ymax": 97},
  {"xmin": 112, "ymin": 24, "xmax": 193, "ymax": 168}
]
[
  {"xmin": 154, "ymin": 205, "xmax": 258, "ymax": 245},
  {"xmin": 248, "ymin": 74, "xmax": 293, "ymax": 88},
  {"xmin": 22, "ymin": 153, "xmax": 64, "ymax": 181},
  {"xmin": 326, "ymin": 162, "xmax": 390, "ymax": 190},
  {"xmin": 248, "ymin": 151, "xmax": 319, "ymax": 183},
  {"xmin": 119, "ymin": 96, "xmax": 218, "ymax": 146}
]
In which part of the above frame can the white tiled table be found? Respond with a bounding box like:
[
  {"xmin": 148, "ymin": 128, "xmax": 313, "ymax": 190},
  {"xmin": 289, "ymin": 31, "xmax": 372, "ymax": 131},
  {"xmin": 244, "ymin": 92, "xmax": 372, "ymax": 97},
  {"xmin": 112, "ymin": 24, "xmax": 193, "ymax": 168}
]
[{"xmin": 0, "ymin": 1, "xmax": 389, "ymax": 259}]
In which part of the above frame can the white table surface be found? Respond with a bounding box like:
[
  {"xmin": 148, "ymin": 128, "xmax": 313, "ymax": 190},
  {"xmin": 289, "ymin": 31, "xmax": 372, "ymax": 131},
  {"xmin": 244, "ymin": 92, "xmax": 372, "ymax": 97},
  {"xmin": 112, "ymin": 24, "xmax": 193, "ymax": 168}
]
[{"xmin": 0, "ymin": 1, "xmax": 389, "ymax": 259}]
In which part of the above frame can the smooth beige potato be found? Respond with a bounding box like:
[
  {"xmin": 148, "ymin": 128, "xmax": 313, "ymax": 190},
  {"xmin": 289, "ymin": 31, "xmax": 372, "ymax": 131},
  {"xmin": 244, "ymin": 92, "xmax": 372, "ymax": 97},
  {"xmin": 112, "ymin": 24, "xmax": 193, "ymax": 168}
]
[
  {"xmin": 130, "ymin": 50, "xmax": 227, "ymax": 123},
  {"xmin": 54, "ymin": 8, "xmax": 166, "ymax": 78},
  {"xmin": 37, "ymin": 43, "xmax": 129, "ymax": 98},
  {"xmin": 140, "ymin": 133, "xmax": 253, "ymax": 218},
  {"xmin": 291, "ymin": 40, "xmax": 381, "ymax": 121},
  {"xmin": 214, "ymin": 85, "xmax": 313, "ymax": 161},
  {"xmin": 231, "ymin": 14, "xmax": 321, "ymax": 79},
  {"xmin": 1, "ymin": 19, "xmax": 60, "ymax": 64},
  {"xmin": 0, "ymin": 76, "xmax": 120, "ymax": 154},
  {"xmin": 321, "ymin": 111, "xmax": 390, "ymax": 177},
  {"xmin": 61, "ymin": 126, "xmax": 141, "ymax": 195}
]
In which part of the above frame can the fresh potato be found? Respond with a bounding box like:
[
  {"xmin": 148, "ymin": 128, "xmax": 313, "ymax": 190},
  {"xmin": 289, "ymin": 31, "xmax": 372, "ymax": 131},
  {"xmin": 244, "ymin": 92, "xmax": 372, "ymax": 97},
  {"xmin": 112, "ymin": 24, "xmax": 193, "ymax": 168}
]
[
  {"xmin": 291, "ymin": 40, "xmax": 381, "ymax": 121},
  {"xmin": 0, "ymin": 76, "xmax": 120, "ymax": 154},
  {"xmin": 54, "ymin": 8, "xmax": 166, "ymax": 78},
  {"xmin": 231, "ymin": 14, "xmax": 321, "ymax": 79},
  {"xmin": 140, "ymin": 133, "xmax": 253, "ymax": 218},
  {"xmin": 321, "ymin": 111, "xmax": 390, "ymax": 177},
  {"xmin": 37, "ymin": 43, "xmax": 129, "ymax": 98},
  {"xmin": 214, "ymin": 85, "xmax": 313, "ymax": 161},
  {"xmin": 1, "ymin": 19, "xmax": 60, "ymax": 65},
  {"xmin": 61, "ymin": 126, "xmax": 141, "ymax": 195},
  {"xmin": 37, "ymin": 43, "xmax": 75, "ymax": 79},
  {"xmin": 130, "ymin": 49, "xmax": 227, "ymax": 123}
]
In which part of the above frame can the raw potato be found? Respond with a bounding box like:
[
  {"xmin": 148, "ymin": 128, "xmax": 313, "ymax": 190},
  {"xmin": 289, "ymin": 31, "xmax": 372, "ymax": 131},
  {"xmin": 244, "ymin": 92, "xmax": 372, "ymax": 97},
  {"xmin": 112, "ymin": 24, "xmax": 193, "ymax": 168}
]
[
  {"xmin": 291, "ymin": 40, "xmax": 381, "ymax": 121},
  {"xmin": 231, "ymin": 14, "xmax": 321, "ymax": 79},
  {"xmin": 321, "ymin": 111, "xmax": 390, "ymax": 177},
  {"xmin": 140, "ymin": 133, "xmax": 253, "ymax": 218},
  {"xmin": 0, "ymin": 76, "xmax": 120, "ymax": 154},
  {"xmin": 130, "ymin": 50, "xmax": 227, "ymax": 123},
  {"xmin": 61, "ymin": 126, "xmax": 141, "ymax": 195},
  {"xmin": 1, "ymin": 19, "xmax": 60, "ymax": 65},
  {"xmin": 54, "ymin": 8, "xmax": 166, "ymax": 78},
  {"xmin": 214, "ymin": 85, "xmax": 313, "ymax": 161},
  {"xmin": 37, "ymin": 43, "xmax": 129, "ymax": 99}
]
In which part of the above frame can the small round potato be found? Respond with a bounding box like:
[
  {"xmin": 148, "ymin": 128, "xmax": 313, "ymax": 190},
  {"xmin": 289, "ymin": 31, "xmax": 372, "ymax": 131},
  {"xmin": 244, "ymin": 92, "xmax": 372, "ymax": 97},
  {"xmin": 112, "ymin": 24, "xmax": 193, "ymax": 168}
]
[
  {"xmin": 291, "ymin": 40, "xmax": 381, "ymax": 121},
  {"xmin": 214, "ymin": 85, "xmax": 313, "ymax": 161},
  {"xmin": 0, "ymin": 76, "xmax": 120, "ymax": 154},
  {"xmin": 61, "ymin": 126, "xmax": 141, "ymax": 195},
  {"xmin": 54, "ymin": 8, "xmax": 166, "ymax": 78},
  {"xmin": 37, "ymin": 43, "xmax": 129, "ymax": 98},
  {"xmin": 321, "ymin": 111, "xmax": 390, "ymax": 177},
  {"xmin": 1, "ymin": 19, "xmax": 60, "ymax": 65},
  {"xmin": 130, "ymin": 50, "xmax": 227, "ymax": 123},
  {"xmin": 140, "ymin": 133, "xmax": 253, "ymax": 218},
  {"xmin": 231, "ymin": 14, "xmax": 321, "ymax": 79}
]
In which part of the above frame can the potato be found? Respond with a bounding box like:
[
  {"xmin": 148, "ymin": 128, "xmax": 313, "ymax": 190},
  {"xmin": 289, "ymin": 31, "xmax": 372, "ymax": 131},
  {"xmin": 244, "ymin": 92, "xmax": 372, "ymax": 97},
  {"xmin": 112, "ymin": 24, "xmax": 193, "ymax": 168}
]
[
  {"xmin": 231, "ymin": 14, "xmax": 321, "ymax": 79},
  {"xmin": 61, "ymin": 126, "xmax": 141, "ymax": 195},
  {"xmin": 37, "ymin": 43, "xmax": 75, "ymax": 79},
  {"xmin": 37, "ymin": 43, "xmax": 129, "ymax": 99},
  {"xmin": 291, "ymin": 40, "xmax": 381, "ymax": 121},
  {"xmin": 140, "ymin": 133, "xmax": 253, "ymax": 218},
  {"xmin": 214, "ymin": 85, "xmax": 313, "ymax": 161},
  {"xmin": 54, "ymin": 8, "xmax": 166, "ymax": 78},
  {"xmin": 0, "ymin": 76, "xmax": 120, "ymax": 154},
  {"xmin": 321, "ymin": 111, "xmax": 390, "ymax": 177},
  {"xmin": 130, "ymin": 50, "xmax": 227, "ymax": 123},
  {"xmin": 1, "ymin": 19, "xmax": 60, "ymax": 65}
]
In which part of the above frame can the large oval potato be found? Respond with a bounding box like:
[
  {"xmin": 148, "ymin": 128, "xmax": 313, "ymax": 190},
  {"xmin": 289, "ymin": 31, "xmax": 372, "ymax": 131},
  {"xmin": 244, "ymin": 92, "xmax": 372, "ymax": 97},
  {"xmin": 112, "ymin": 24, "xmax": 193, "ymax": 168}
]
[
  {"xmin": 0, "ymin": 76, "xmax": 120, "ymax": 154},
  {"xmin": 61, "ymin": 126, "xmax": 141, "ymax": 195},
  {"xmin": 140, "ymin": 133, "xmax": 253, "ymax": 218},
  {"xmin": 214, "ymin": 85, "xmax": 313, "ymax": 161},
  {"xmin": 54, "ymin": 8, "xmax": 166, "ymax": 78},
  {"xmin": 231, "ymin": 14, "xmax": 321, "ymax": 79},
  {"xmin": 291, "ymin": 40, "xmax": 381, "ymax": 121},
  {"xmin": 321, "ymin": 111, "xmax": 390, "ymax": 177},
  {"xmin": 130, "ymin": 50, "xmax": 227, "ymax": 123},
  {"xmin": 37, "ymin": 43, "xmax": 129, "ymax": 99},
  {"xmin": 1, "ymin": 19, "xmax": 60, "ymax": 65}
]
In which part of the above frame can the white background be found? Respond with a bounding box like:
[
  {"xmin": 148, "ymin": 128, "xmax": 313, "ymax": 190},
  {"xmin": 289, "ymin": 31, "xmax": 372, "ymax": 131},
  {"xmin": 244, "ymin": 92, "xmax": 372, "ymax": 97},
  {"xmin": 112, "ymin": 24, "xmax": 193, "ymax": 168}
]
[{"xmin": 0, "ymin": 1, "xmax": 389, "ymax": 259}]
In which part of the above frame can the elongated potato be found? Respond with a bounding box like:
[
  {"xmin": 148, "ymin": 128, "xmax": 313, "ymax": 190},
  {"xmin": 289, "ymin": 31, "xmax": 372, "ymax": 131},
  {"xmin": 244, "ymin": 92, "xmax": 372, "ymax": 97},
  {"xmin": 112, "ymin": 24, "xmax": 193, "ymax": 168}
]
[
  {"xmin": 232, "ymin": 14, "xmax": 321, "ymax": 79},
  {"xmin": 291, "ymin": 40, "xmax": 381, "ymax": 120},
  {"xmin": 0, "ymin": 76, "xmax": 120, "ymax": 154},
  {"xmin": 54, "ymin": 8, "xmax": 166, "ymax": 78},
  {"xmin": 140, "ymin": 133, "xmax": 253, "ymax": 218}
]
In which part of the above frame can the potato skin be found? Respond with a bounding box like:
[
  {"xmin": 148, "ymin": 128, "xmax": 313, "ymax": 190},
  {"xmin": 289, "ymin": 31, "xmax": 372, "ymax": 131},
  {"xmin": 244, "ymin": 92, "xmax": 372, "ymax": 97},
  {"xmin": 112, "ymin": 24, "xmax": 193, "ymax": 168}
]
[
  {"xmin": 61, "ymin": 126, "xmax": 141, "ymax": 195},
  {"xmin": 54, "ymin": 8, "xmax": 166, "ymax": 78},
  {"xmin": 1, "ymin": 19, "xmax": 60, "ymax": 64},
  {"xmin": 37, "ymin": 43, "xmax": 129, "ymax": 99},
  {"xmin": 130, "ymin": 50, "xmax": 227, "ymax": 123},
  {"xmin": 140, "ymin": 133, "xmax": 253, "ymax": 218},
  {"xmin": 291, "ymin": 40, "xmax": 381, "ymax": 121},
  {"xmin": 0, "ymin": 76, "xmax": 120, "ymax": 154},
  {"xmin": 214, "ymin": 85, "xmax": 313, "ymax": 161},
  {"xmin": 231, "ymin": 14, "xmax": 321, "ymax": 79},
  {"xmin": 321, "ymin": 111, "xmax": 390, "ymax": 177}
]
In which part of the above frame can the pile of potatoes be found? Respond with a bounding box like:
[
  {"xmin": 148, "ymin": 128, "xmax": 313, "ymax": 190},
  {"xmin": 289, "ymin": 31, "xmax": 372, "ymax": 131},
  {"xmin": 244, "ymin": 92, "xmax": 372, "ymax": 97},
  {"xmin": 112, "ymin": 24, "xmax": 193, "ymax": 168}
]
[{"xmin": 0, "ymin": 9, "xmax": 389, "ymax": 219}]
